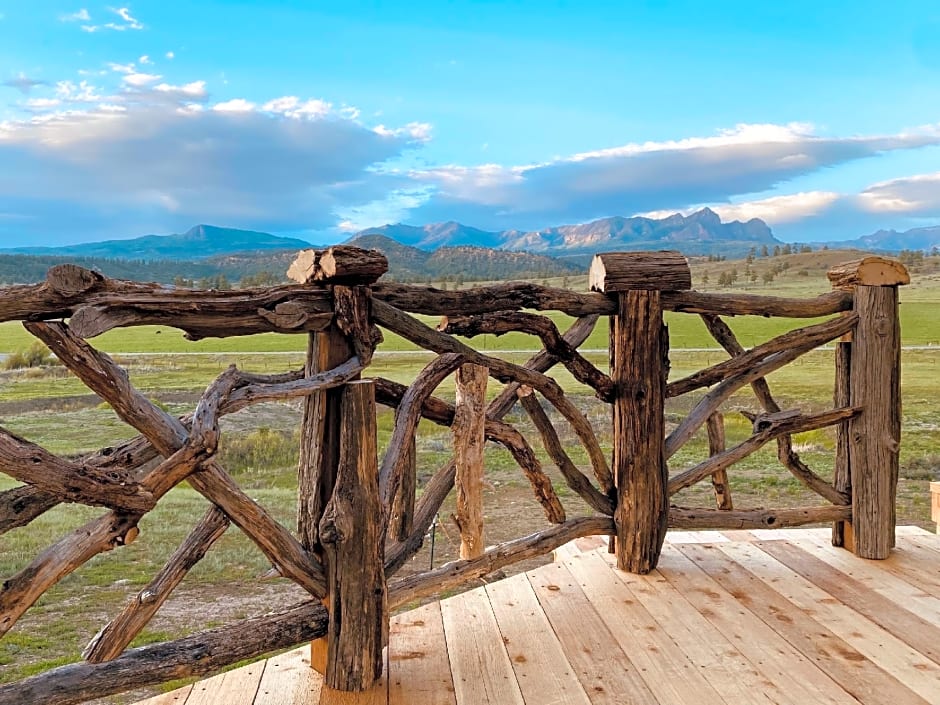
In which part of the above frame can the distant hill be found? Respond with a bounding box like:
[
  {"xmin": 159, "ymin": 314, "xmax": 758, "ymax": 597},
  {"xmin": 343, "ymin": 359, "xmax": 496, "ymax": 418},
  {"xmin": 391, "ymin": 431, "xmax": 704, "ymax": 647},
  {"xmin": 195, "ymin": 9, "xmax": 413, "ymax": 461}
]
[
  {"xmin": 824, "ymin": 225, "xmax": 940, "ymax": 253},
  {"xmin": 2, "ymin": 224, "xmax": 313, "ymax": 260}
]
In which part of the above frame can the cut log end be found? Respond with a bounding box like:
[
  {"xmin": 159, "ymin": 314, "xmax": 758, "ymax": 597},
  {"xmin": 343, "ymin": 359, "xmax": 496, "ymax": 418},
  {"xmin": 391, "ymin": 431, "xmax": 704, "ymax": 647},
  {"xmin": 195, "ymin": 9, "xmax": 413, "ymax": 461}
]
[
  {"xmin": 589, "ymin": 251, "xmax": 692, "ymax": 292},
  {"xmin": 46, "ymin": 264, "xmax": 104, "ymax": 297},
  {"xmin": 827, "ymin": 256, "xmax": 910, "ymax": 289}
]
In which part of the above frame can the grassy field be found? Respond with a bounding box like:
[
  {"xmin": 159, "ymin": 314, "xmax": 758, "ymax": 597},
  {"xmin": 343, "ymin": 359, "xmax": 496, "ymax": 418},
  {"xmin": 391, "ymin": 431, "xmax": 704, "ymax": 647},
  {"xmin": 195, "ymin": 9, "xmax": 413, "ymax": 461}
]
[{"xmin": 1, "ymin": 253, "xmax": 939, "ymax": 699}]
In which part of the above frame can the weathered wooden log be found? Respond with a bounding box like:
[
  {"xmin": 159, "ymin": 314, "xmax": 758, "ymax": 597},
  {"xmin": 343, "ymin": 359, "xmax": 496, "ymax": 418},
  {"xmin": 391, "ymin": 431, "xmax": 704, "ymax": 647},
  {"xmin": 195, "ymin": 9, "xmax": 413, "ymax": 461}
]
[
  {"xmin": 45, "ymin": 263, "xmax": 104, "ymax": 296},
  {"xmin": 698, "ymin": 313, "xmax": 842, "ymax": 507},
  {"xmin": 827, "ymin": 256, "xmax": 911, "ymax": 289},
  {"xmin": 373, "ymin": 299, "xmax": 612, "ymax": 493},
  {"xmin": 26, "ymin": 321, "xmax": 329, "ymax": 597},
  {"xmin": 664, "ymin": 289, "xmax": 852, "ymax": 317},
  {"xmin": 333, "ymin": 285, "xmax": 382, "ymax": 365},
  {"xmin": 0, "ymin": 599, "xmax": 330, "ymax": 705},
  {"xmin": 669, "ymin": 314, "xmax": 861, "ymax": 397},
  {"xmin": 440, "ymin": 311, "xmax": 614, "ymax": 400},
  {"xmin": 832, "ymin": 341, "xmax": 852, "ymax": 547},
  {"xmin": 610, "ymin": 289, "xmax": 669, "ymax": 573},
  {"xmin": 83, "ymin": 507, "xmax": 230, "ymax": 662},
  {"xmin": 668, "ymin": 407, "xmax": 859, "ymax": 496},
  {"xmin": 589, "ymin": 250, "xmax": 691, "ymax": 292},
  {"xmin": 517, "ymin": 387, "xmax": 614, "ymax": 515},
  {"xmin": 0, "ymin": 428, "xmax": 152, "ymax": 512},
  {"xmin": 706, "ymin": 412, "xmax": 732, "ymax": 510},
  {"xmin": 0, "ymin": 510, "xmax": 141, "ymax": 638},
  {"xmin": 847, "ymin": 284, "xmax": 904, "ymax": 558},
  {"xmin": 287, "ymin": 246, "xmax": 388, "ymax": 285},
  {"xmin": 453, "ymin": 364, "xmax": 488, "ymax": 559},
  {"xmin": 319, "ymin": 381, "xmax": 387, "ymax": 692},
  {"xmin": 384, "ymin": 315, "xmax": 599, "ymax": 574},
  {"xmin": 0, "ymin": 485, "xmax": 60, "ymax": 534},
  {"xmin": 668, "ymin": 504, "xmax": 851, "ymax": 529},
  {"xmin": 389, "ymin": 434, "xmax": 416, "ymax": 542},
  {"xmin": 388, "ymin": 516, "xmax": 615, "ymax": 608},
  {"xmin": 665, "ymin": 313, "xmax": 857, "ymax": 458},
  {"xmin": 373, "ymin": 376, "xmax": 566, "ymax": 525}
]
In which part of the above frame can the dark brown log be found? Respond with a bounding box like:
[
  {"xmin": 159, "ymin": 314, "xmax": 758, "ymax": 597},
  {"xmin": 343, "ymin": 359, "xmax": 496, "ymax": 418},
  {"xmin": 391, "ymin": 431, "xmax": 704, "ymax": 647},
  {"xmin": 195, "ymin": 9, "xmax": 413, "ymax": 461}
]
[
  {"xmin": 440, "ymin": 311, "xmax": 614, "ymax": 400},
  {"xmin": 453, "ymin": 364, "xmax": 488, "ymax": 559},
  {"xmin": 611, "ymin": 290, "xmax": 668, "ymax": 573},
  {"xmin": 388, "ymin": 516, "xmax": 614, "ymax": 608},
  {"xmin": 0, "ymin": 599, "xmax": 329, "ymax": 705},
  {"xmin": 319, "ymin": 381, "xmax": 387, "ymax": 691},
  {"xmin": 706, "ymin": 412, "xmax": 732, "ymax": 510},
  {"xmin": 333, "ymin": 285, "xmax": 382, "ymax": 365},
  {"xmin": 318, "ymin": 246, "xmax": 388, "ymax": 284},
  {"xmin": 849, "ymin": 285, "xmax": 902, "ymax": 558},
  {"xmin": 0, "ymin": 485, "xmax": 60, "ymax": 534},
  {"xmin": 668, "ymin": 504, "xmax": 851, "ymax": 529},
  {"xmin": 668, "ymin": 314, "xmax": 861, "ymax": 398},
  {"xmin": 665, "ymin": 313, "xmax": 858, "ymax": 458},
  {"xmin": 0, "ymin": 510, "xmax": 141, "ymax": 638},
  {"xmin": 389, "ymin": 434, "xmax": 416, "ymax": 542},
  {"xmin": 668, "ymin": 407, "xmax": 859, "ymax": 497},
  {"xmin": 374, "ymin": 376, "xmax": 566, "ymax": 525},
  {"xmin": 83, "ymin": 507, "xmax": 230, "ymax": 662},
  {"xmin": 827, "ymin": 256, "xmax": 910, "ymax": 289},
  {"xmin": 517, "ymin": 387, "xmax": 614, "ymax": 515},
  {"xmin": 0, "ymin": 428, "xmax": 152, "ymax": 512},
  {"xmin": 26, "ymin": 321, "xmax": 328, "ymax": 597},
  {"xmin": 45, "ymin": 264, "xmax": 104, "ymax": 296},
  {"xmin": 297, "ymin": 327, "xmax": 355, "ymax": 554},
  {"xmin": 698, "ymin": 313, "xmax": 842, "ymax": 508},
  {"xmin": 373, "ymin": 299, "xmax": 612, "ymax": 494},
  {"xmin": 384, "ymin": 315, "xmax": 599, "ymax": 574},
  {"xmin": 589, "ymin": 251, "xmax": 691, "ymax": 292},
  {"xmin": 832, "ymin": 341, "xmax": 852, "ymax": 546},
  {"xmin": 663, "ymin": 289, "xmax": 853, "ymax": 317}
]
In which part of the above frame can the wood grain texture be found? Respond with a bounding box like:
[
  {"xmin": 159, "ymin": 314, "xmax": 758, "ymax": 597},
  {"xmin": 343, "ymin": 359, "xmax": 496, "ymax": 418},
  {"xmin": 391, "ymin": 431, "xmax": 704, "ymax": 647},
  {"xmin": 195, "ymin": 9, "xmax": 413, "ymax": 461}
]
[
  {"xmin": 589, "ymin": 250, "xmax": 691, "ymax": 292},
  {"xmin": 827, "ymin": 256, "xmax": 910, "ymax": 288},
  {"xmin": 388, "ymin": 602, "xmax": 456, "ymax": 705},
  {"xmin": 706, "ymin": 412, "xmax": 732, "ymax": 510},
  {"xmin": 453, "ymin": 364, "xmax": 488, "ymax": 560}
]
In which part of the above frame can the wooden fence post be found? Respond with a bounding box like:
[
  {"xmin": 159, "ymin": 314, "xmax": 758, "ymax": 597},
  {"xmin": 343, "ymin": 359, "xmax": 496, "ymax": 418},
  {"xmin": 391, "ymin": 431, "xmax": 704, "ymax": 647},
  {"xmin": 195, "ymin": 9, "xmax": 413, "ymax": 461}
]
[
  {"xmin": 590, "ymin": 251, "xmax": 691, "ymax": 573},
  {"xmin": 453, "ymin": 363, "xmax": 488, "ymax": 559},
  {"xmin": 319, "ymin": 380, "xmax": 387, "ymax": 691},
  {"xmin": 827, "ymin": 257, "xmax": 909, "ymax": 559}
]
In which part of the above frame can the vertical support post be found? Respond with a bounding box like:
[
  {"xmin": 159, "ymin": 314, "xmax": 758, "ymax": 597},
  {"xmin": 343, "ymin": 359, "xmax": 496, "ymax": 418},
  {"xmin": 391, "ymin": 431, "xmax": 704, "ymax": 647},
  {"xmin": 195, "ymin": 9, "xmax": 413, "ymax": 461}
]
[
  {"xmin": 590, "ymin": 251, "xmax": 691, "ymax": 574},
  {"xmin": 319, "ymin": 380, "xmax": 387, "ymax": 691},
  {"xmin": 707, "ymin": 412, "xmax": 732, "ymax": 510},
  {"xmin": 832, "ymin": 340, "xmax": 852, "ymax": 547},
  {"xmin": 931, "ymin": 482, "xmax": 940, "ymax": 534},
  {"xmin": 827, "ymin": 256, "xmax": 909, "ymax": 559},
  {"xmin": 453, "ymin": 363, "xmax": 488, "ymax": 559}
]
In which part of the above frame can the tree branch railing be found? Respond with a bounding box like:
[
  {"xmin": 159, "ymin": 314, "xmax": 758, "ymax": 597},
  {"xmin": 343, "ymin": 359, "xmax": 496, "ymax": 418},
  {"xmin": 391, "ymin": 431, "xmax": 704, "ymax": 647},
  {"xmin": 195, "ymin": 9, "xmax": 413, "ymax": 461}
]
[{"xmin": 0, "ymin": 249, "xmax": 907, "ymax": 705}]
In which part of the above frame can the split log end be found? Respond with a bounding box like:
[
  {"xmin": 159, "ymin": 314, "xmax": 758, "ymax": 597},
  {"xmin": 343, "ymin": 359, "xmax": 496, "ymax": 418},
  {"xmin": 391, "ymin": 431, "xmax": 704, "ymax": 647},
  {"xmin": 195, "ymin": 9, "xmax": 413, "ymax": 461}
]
[
  {"xmin": 589, "ymin": 251, "xmax": 692, "ymax": 292},
  {"xmin": 827, "ymin": 256, "xmax": 910, "ymax": 289}
]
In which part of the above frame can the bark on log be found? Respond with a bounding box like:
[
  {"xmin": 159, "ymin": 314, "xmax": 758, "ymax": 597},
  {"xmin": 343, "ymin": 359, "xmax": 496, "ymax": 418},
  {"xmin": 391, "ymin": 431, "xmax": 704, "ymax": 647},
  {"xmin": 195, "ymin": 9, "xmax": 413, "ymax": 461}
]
[
  {"xmin": 668, "ymin": 504, "xmax": 851, "ymax": 529},
  {"xmin": 517, "ymin": 387, "xmax": 614, "ymax": 515},
  {"xmin": 669, "ymin": 314, "xmax": 861, "ymax": 398},
  {"xmin": 440, "ymin": 311, "xmax": 613, "ymax": 400},
  {"xmin": 0, "ymin": 485, "xmax": 60, "ymax": 534},
  {"xmin": 0, "ymin": 427, "xmax": 153, "ymax": 512},
  {"xmin": 832, "ymin": 341, "xmax": 852, "ymax": 547},
  {"xmin": 668, "ymin": 407, "xmax": 859, "ymax": 497},
  {"xmin": 383, "ymin": 315, "xmax": 599, "ymax": 574},
  {"xmin": 611, "ymin": 290, "xmax": 669, "ymax": 573},
  {"xmin": 333, "ymin": 286, "xmax": 382, "ymax": 365},
  {"xmin": 706, "ymin": 413, "xmax": 732, "ymax": 510},
  {"xmin": 849, "ymin": 285, "xmax": 902, "ymax": 558},
  {"xmin": 0, "ymin": 600, "xmax": 330, "ymax": 705},
  {"xmin": 389, "ymin": 435, "xmax": 416, "ymax": 542},
  {"xmin": 827, "ymin": 256, "xmax": 910, "ymax": 289},
  {"xmin": 453, "ymin": 364, "xmax": 488, "ymax": 559},
  {"xmin": 373, "ymin": 299, "xmax": 611, "ymax": 494},
  {"xmin": 287, "ymin": 246, "xmax": 388, "ymax": 285},
  {"xmin": 83, "ymin": 507, "xmax": 230, "ymax": 662},
  {"xmin": 388, "ymin": 516, "xmax": 614, "ymax": 609},
  {"xmin": 319, "ymin": 381, "xmax": 387, "ymax": 692},
  {"xmin": 589, "ymin": 251, "xmax": 691, "ymax": 292},
  {"xmin": 665, "ymin": 313, "xmax": 857, "ymax": 458}
]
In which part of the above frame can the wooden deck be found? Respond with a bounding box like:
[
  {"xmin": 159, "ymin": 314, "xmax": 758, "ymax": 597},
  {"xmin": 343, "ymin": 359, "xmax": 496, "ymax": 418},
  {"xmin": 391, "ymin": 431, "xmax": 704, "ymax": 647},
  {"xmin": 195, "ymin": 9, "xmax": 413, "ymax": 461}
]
[{"xmin": 136, "ymin": 527, "xmax": 940, "ymax": 705}]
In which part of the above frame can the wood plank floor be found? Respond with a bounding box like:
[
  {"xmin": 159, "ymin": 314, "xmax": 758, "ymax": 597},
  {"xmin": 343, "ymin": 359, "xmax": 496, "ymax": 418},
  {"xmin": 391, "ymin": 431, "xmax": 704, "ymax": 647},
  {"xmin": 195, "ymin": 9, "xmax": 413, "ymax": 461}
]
[{"xmin": 136, "ymin": 527, "xmax": 940, "ymax": 705}]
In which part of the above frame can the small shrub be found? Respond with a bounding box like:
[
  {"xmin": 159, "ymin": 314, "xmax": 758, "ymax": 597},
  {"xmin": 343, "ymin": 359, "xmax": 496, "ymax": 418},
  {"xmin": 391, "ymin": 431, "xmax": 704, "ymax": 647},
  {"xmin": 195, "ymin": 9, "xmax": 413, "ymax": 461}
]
[{"xmin": 3, "ymin": 342, "xmax": 58, "ymax": 370}]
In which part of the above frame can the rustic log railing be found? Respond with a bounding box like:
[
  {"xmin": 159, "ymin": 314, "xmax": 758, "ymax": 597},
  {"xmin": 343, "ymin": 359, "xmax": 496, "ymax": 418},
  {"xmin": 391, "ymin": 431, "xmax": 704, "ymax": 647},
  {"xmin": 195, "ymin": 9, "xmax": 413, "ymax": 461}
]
[{"xmin": 0, "ymin": 250, "xmax": 907, "ymax": 704}]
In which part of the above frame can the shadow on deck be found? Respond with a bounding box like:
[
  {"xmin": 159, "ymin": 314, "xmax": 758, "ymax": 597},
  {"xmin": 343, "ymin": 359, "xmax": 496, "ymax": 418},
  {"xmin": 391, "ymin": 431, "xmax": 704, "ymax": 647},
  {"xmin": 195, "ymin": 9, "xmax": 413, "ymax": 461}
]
[{"xmin": 137, "ymin": 527, "xmax": 940, "ymax": 705}]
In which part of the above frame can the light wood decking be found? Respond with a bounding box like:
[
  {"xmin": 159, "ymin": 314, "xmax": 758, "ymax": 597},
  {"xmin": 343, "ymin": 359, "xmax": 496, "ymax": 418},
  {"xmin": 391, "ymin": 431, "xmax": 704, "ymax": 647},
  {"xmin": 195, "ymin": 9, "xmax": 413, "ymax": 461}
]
[{"xmin": 136, "ymin": 527, "xmax": 940, "ymax": 705}]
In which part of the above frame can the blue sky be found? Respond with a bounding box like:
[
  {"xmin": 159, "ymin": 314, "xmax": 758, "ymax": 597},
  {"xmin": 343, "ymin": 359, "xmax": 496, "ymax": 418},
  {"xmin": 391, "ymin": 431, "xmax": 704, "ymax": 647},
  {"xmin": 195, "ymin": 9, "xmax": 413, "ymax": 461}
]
[{"xmin": 1, "ymin": 0, "xmax": 939, "ymax": 246}]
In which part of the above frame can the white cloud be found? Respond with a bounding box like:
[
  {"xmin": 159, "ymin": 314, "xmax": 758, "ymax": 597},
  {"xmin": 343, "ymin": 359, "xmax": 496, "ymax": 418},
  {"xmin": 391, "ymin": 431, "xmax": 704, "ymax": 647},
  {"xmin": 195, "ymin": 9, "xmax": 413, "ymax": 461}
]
[
  {"xmin": 858, "ymin": 172, "xmax": 940, "ymax": 215},
  {"xmin": 25, "ymin": 98, "xmax": 62, "ymax": 110},
  {"xmin": 262, "ymin": 96, "xmax": 331, "ymax": 118},
  {"xmin": 640, "ymin": 191, "xmax": 842, "ymax": 225},
  {"xmin": 2, "ymin": 74, "xmax": 46, "ymax": 94},
  {"xmin": 60, "ymin": 9, "xmax": 91, "ymax": 22},
  {"xmin": 81, "ymin": 6, "xmax": 144, "ymax": 32},
  {"xmin": 122, "ymin": 72, "xmax": 161, "ymax": 88},
  {"xmin": 107, "ymin": 62, "xmax": 136, "ymax": 74},
  {"xmin": 213, "ymin": 98, "xmax": 257, "ymax": 113},
  {"xmin": 139, "ymin": 55, "xmax": 151, "ymax": 65},
  {"xmin": 153, "ymin": 81, "xmax": 208, "ymax": 100},
  {"xmin": 55, "ymin": 80, "xmax": 102, "ymax": 103},
  {"xmin": 165, "ymin": 51, "xmax": 175, "ymax": 60}
]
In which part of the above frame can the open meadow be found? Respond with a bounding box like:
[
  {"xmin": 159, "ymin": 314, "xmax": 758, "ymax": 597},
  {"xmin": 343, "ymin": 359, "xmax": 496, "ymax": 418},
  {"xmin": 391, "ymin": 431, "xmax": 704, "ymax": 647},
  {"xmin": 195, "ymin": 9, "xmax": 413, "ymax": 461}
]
[{"xmin": 1, "ymin": 253, "xmax": 939, "ymax": 699}]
